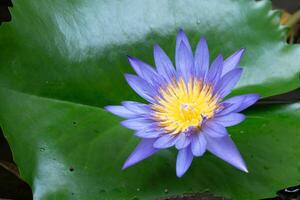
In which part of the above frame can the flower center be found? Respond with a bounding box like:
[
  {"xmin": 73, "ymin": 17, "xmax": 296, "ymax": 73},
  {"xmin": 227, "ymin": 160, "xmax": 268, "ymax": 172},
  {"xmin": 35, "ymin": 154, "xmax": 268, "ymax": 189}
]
[{"xmin": 152, "ymin": 78, "xmax": 219, "ymax": 135}]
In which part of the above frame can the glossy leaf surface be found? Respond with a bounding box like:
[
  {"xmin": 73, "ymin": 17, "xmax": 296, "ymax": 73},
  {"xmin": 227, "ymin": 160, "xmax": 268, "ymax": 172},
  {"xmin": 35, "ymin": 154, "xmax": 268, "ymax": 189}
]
[
  {"xmin": 1, "ymin": 89, "xmax": 300, "ymax": 199},
  {"xmin": 0, "ymin": 0, "xmax": 300, "ymax": 108},
  {"xmin": 1, "ymin": 0, "xmax": 300, "ymax": 199}
]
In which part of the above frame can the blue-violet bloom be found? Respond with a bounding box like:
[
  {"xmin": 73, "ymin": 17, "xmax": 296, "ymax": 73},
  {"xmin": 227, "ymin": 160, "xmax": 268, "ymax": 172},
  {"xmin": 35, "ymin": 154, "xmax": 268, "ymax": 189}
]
[{"xmin": 105, "ymin": 30, "xmax": 260, "ymax": 177}]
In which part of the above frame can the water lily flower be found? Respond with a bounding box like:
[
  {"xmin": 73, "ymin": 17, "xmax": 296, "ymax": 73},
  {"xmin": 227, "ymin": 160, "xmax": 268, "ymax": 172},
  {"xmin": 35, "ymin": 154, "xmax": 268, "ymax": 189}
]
[{"xmin": 105, "ymin": 30, "xmax": 259, "ymax": 177}]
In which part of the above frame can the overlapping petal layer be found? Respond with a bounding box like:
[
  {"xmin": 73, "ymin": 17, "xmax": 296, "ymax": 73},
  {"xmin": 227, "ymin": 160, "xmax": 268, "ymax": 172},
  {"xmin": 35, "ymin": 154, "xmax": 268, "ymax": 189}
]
[{"xmin": 106, "ymin": 30, "xmax": 259, "ymax": 177}]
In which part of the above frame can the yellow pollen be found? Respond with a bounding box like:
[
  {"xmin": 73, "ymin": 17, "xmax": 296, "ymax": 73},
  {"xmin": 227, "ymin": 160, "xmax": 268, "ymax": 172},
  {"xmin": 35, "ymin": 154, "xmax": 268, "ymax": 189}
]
[{"xmin": 152, "ymin": 78, "xmax": 219, "ymax": 135}]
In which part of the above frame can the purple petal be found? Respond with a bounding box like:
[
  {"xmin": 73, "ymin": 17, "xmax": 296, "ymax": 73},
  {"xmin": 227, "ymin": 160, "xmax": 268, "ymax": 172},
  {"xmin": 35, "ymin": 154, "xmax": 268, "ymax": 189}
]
[
  {"xmin": 122, "ymin": 138, "xmax": 159, "ymax": 169},
  {"xmin": 206, "ymin": 55, "xmax": 223, "ymax": 86},
  {"xmin": 218, "ymin": 94, "xmax": 260, "ymax": 115},
  {"xmin": 214, "ymin": 113, "xmax": 245, "ymax": 127},
  {"xmin": 216, "ymin": 68, "xmax": 243, "ymax": 98},
  {"xmin": 194, "ymin": 37, "xmax": 209, "ymax": 79},
  {"xmin": 154, "ymin": 44, "xmax": 176, "ymax": 82},
  {"xmin": 191, "ymin": 133, "xmax": 207, "ymax": 157},
  {"xmin": 105, "ymin": 105, "xmax": 137, "ymax": 118},
  {"xmin": 176, "ymin": 146, "xmax": 193, "ymax": 177},
  {"xmin": 217, "ymin": 102, "xmax": 241, "ymax": 116},
  {"xmin": 135, "ymin": 128, "xmax": 163, "ymax": 139},
  {"xmin": 205, "ymin": 135, "xmax": 248, "ymax": 172},
  {"xmin": 121, "ymin": 118, "xmax": 153, "ymax": 130},
  {"xmin": 217, "ymin": 100, "xmax": 243, "ymax": 116},
  {"xmin": 175, "ymin": 133, "xmax": 191, "ymax": 150},
  {"xmin": 176, "ymin": 41, "xmax": 193, "ymax": 82},
  {"xmin": 235, "ymin": 94, "xmax": 260, "ymax": 112},
  {"xmin": 176, "ymin": 30, "xmax": 193, "ymax": 60},
  {"xmin": 125, "ymin": 74, "xmax": 157, "ymax": 102},
  {"xmin": 128, "ymin": 56, "xmax": 160, "ymax": 86},
  {"xmin": 202, "ymin": 121, "xmax": 227, "ymax": 138},
  {"xmin": 153, "ymin": 134, "xmax": 177, "ymax": 149},
  {"xmin": 175, "ymin": 30, "xmax": 193, "ymax": 80},
  {"xmin": 222, "ymin": 48, "xmax": 245, "ymax": 76},
  {"xmin": 122, "ymin": 101, "xmax": 150, "ymax": 115}
]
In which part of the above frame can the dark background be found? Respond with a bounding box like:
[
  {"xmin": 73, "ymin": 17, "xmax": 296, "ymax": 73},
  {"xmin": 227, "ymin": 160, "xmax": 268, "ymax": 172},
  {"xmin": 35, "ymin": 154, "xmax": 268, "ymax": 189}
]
[{"xmin": 0, "ymin": 0, "xmax": 300, "ymax": 199}]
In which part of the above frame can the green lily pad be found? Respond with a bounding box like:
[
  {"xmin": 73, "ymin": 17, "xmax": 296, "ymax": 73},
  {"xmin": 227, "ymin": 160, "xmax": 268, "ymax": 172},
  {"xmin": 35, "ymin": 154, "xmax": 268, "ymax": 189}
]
[
  {"xmin": 1, "ymin": 0, "xmax": 300, "ymax": 199},
  {"xmin": 0, "ymin": 0, "xmax": 299, "ymax": 108},
  {"xmin": 1, "ymin": 88, "xmax": 300, "ymax": 199}
]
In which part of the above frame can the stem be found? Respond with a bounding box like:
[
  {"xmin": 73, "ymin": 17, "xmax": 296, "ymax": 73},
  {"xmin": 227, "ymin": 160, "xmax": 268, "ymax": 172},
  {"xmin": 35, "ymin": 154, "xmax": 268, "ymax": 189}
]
[{"xmin": 286, "ymin": 9, "xmax": 300, "ymax": 28}]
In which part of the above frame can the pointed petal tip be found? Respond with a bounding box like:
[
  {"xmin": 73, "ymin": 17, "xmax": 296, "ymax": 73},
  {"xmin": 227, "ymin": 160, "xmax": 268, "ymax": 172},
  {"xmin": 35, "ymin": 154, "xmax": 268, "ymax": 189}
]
[
  {"xmin": 233, "ymin": 154, "xmax": 248, "ymax": 173},
  {"xmin": 241, "ymin": 93, "xmax": 261, "ymax": 109},
  {"xmin": 122, "ymin": 162, "xmax": 129, "ymax": 170},
  {"xmin": 197, "ymin": 36, "xmax": 209, "ymax": 50},
  {"xmin": 176, "ymin": 171, "xmax": 184, "ymax": 178},
  {"xmin": 127, "ymin": 55, "xmax": 134, "ymax": 61},
  {"xmin": 253, "ymin": 93, "xmax": 261, "ymax": 100},
  {"xmin": 233, "ymin": 48, "xmax": 246, "ymax": 59},
  {"xmin": 104, "ymin": 105, "xmax": 111, "ymax": 112},
  {"xmin": 122, "ymin": 154, "xmax": 134, "ymax": 170},
  {"xmin": 229, "ymin": 157, "xmax": 249, "ymax": 174},
  {"xmin": 178, "ymin": 28, "xmax": 184, "ymax": 33},
  {"xmin": 127, "ymin": 56, "xmax": 144, "ymax": 67},
  {"xmin": 176, "ymin": 160, "xmax": 189, "ymax": 178},
  {"xmin": 237, "ymin": 67, "xmax": 243, "ymax": 72},
  {"xmin": 218, "ymin": 54, "xmax": 224, "ymax": 60},
  {"xmin": 214, "ymin": 54, "xmax": 223, "ymax": 62},
  {"xmin": 177, "ymin": 29, "xmax": 188, "ymax": 39},
  {"xmin": 122, "ymin": 158, "xmax": 135, "ymax": 170},
  {"xmin": 238, "ymin": 48, "xmax": 246, "ymax": 54},
  {"xmin": 239, "ymin": 164, "xmax": 248, "ymax": 173},
  {"xmin": 127, "ymin": 55, "xmax": 137, "ymax": 63},
  {"xmin": 124, "ymin": 73, "xmax": 131, "ymax": 82},
  {"xmin": 119, "ymin": 120, "xmax": 127, "ymax": 127},
  {"xmin": 235, "ymin": 67, "xmax": 244, "ymax": 75},
  {"xmin": 176, "ymin": 147, "xmax": 193, "ymax": 178},
  {"xmin": 200, "ymin": 36, "xmax": 207, "ymax": 43},
  {"xmin": 124, "ymin": 73, "xmax": 135, "ymax": 82},
  {"xmin": 153, "ymin": 44, "xmax": 163, "ymax": 54},
  {"xmin": 121, "ymin": 139, "xmax": 159, "ymax": 171},
  {"xmin": 104, "ymin": 105, "xmax": 120, "ymax": 114},
  {"xmin": 153, "ymin": 43, "xmax": 160, "ymax": 49},
  {"xmin": 104, "ymin": 105, "xmax": 121, "ymax": 116},
  {"xmin": 104, "ymin": 105, "xmax": 122, "ymax": 114}
]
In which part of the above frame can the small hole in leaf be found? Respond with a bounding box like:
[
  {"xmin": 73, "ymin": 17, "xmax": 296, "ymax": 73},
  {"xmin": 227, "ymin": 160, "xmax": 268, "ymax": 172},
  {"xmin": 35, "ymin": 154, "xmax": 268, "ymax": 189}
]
[
  {"xmin": 39, "ymin": 147, "xmax": 45, "ymax": 152},
  {"xmin": 69, "ymin": 167, "xmax": 74, "ymax": 172},
  {"xmin": 73, "ymin": 121, "xmax": 77, "ymax": 125},
  {"xmin": 99, "ymin": 189, "xmax": 106, "ymax": 193}
]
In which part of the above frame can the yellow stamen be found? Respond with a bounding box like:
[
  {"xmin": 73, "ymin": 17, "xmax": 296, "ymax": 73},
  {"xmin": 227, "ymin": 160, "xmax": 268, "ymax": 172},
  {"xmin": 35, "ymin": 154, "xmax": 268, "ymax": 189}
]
[{"xmin": 152, "ymin": 78, "xmax": 219, "ymax": 135}]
